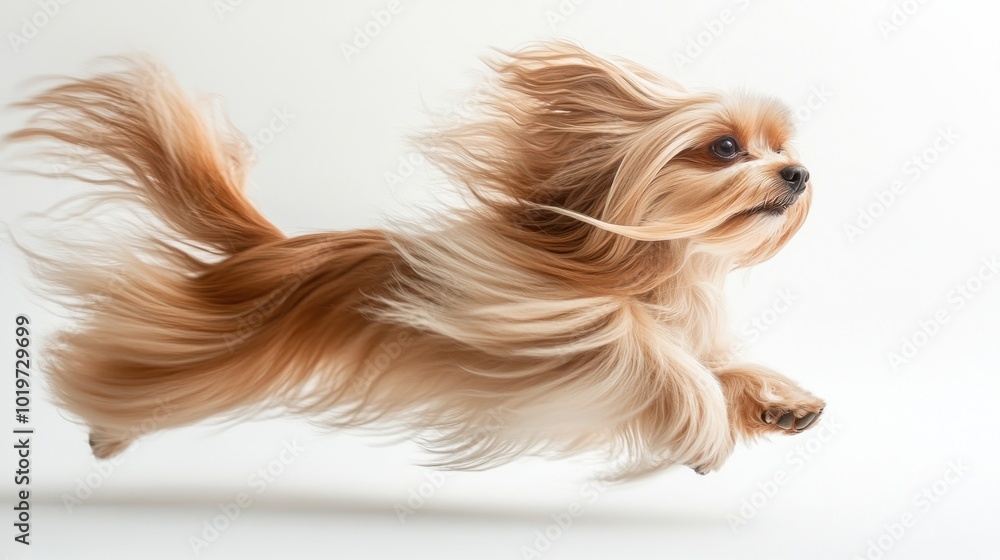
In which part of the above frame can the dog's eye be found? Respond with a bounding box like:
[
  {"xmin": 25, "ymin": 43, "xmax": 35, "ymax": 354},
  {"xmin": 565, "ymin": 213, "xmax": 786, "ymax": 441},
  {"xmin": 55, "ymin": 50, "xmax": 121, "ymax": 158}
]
[{"xmin": 711, "ymin": 136, "xmax": 740, "ymax": 159}]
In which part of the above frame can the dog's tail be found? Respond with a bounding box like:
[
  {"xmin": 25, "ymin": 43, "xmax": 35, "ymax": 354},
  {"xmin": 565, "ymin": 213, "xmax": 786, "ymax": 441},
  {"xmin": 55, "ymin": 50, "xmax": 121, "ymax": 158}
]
[
  {"xmin": 5, "ymin": 60, "xmax": 395, "ymax": 457},
  {"xmin": 7, "ymin": 57, "xmax": 284, "ymax": 253}
]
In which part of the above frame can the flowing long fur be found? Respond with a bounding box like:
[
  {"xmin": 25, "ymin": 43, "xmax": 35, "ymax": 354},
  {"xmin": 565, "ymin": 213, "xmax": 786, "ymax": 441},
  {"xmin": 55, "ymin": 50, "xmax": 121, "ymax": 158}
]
[{"xmin": 6, "ymin": 42, "xmax": 824, "ymax": 480}]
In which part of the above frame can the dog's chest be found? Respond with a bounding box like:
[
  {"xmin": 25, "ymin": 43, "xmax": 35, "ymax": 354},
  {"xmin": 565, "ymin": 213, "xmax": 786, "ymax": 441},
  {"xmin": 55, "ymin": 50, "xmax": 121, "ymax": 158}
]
[{"xmin": 654, "ymin": 280, "xmax": 728, "ymax": 359}]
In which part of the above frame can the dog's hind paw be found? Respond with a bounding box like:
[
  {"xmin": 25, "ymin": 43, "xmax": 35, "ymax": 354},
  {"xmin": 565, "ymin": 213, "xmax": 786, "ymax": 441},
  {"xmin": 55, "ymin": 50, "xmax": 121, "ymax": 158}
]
[{"xmin": 88, "ymin": 428, "xmax": 133, "ymax": 459}]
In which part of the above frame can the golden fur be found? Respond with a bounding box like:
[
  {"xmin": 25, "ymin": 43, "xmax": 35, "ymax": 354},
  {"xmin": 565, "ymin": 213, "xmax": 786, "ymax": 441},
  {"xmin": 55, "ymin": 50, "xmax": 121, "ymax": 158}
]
[{"xmin": 6, "ymin": 42, "xmax": 823, "ymax": 480}]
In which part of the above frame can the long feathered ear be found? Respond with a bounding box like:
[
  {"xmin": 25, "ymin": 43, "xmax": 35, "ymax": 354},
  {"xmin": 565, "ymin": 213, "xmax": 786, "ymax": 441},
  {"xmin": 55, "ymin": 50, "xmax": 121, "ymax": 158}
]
[{"xmin": 423, "ymin": 41, "xmax": 692, "ymax": 216}]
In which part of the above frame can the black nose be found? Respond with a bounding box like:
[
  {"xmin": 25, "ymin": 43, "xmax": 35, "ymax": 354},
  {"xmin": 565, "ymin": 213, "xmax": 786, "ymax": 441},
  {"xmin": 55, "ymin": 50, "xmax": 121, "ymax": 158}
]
[{"xmin": 779, "ymin": 165, "xmax": 809, "ymax": 194}]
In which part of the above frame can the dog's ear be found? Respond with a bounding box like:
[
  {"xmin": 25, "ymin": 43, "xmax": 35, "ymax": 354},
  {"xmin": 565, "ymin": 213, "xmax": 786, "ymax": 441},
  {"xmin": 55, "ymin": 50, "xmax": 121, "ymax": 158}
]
[
  {"xmin": 423, "ymin": 42, "xmax": 691, "ymax": 217},
  {"xmin": 490, "ymin": 41, "xmax": 683, "ymax": 128}
]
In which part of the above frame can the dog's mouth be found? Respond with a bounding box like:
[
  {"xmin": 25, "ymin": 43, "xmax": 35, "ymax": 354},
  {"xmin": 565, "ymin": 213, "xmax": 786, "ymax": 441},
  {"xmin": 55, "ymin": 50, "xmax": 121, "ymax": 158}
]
[{"xmin": 737, "ymin": 196, "xmax": 798, "ymax": 217}]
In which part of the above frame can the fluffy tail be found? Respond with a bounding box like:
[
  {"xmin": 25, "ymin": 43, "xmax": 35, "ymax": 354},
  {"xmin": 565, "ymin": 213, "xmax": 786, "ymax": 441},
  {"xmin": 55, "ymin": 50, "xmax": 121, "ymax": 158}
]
[
  {"xmin": 6, "ymin": 59, "xmax": 395, "ymax": 457},
  {"xmin": 7, "ymin": 57, "xmax": 283, "ymax": 253}
]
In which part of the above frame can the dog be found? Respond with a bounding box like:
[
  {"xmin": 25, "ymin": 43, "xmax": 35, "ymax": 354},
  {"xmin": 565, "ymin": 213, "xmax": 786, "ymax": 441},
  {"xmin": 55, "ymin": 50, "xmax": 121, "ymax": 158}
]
[{"xmin": 7, "ymin": 42, "xmax": 824, "ymax": 479}]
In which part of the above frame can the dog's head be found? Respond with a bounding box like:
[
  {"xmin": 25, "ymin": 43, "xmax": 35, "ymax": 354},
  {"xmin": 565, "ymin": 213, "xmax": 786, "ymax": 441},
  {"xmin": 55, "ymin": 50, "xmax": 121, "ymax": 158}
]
[
  {"xmin": 648, "ymin": 94, "xmax": 811, "ymax": 265},
  {"xmin": 425, "ymin": 42, "xmax": 810, "ymax": 272}
]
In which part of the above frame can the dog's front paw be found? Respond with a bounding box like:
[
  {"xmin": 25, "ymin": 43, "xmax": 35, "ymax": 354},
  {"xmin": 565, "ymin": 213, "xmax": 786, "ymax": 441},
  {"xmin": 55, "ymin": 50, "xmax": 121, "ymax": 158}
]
[
  {"xmin": 760, "ymin": 401, "xmax": 824, "ymax": 434},
  {"xmin": 716, "ymin": 366, "xmax": 825, "ymax": 438}
]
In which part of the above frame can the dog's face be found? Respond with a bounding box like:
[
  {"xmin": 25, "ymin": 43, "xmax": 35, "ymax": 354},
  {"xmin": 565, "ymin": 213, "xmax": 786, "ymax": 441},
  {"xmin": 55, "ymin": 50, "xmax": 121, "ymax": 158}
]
[
  {"xmin": 425, "ymin": 44, "xmax": 811, "ymax": 268},
  {"xmin": 637, "ymin": 95, "xmax": 811, "ymax": 264}
]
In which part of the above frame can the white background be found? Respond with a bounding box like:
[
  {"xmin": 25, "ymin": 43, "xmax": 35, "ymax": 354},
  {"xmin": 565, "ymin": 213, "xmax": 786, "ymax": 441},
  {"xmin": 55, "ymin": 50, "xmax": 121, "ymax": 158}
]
[{"xmin": 1, "ymin": 1, "xmax": 999, "ymax": 559}]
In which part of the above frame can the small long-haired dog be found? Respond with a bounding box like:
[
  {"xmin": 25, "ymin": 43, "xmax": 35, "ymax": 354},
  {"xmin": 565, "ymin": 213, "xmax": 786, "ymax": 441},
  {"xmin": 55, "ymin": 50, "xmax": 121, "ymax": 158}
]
[{"xmin": 8, "ymin": 42, "xmax": 823, "ymax": 479}]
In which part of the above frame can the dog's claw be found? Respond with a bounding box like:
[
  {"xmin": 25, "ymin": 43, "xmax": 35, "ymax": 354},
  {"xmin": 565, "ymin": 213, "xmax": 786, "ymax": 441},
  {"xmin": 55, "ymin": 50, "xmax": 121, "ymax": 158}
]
[
  {"xmin": 796, "ymin": 412, "xmax": 818, "ymax": 430},
  {"xmin": 761, "ymin": 406, "xmax": 824, "ymax": 434}
]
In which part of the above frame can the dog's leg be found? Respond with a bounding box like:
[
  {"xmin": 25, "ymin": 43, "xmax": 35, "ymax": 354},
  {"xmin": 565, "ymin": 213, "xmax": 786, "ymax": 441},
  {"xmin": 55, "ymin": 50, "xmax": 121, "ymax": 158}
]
[
  {"xmin": 714, "ymin": 364, "xmax": 825, "ymax": 438},
  {"xmin": 88, "ymin": 427, "xmax": 133, "ymax": 459},
  {"xmin": 642, "ymin": 349, "xmax": 737, "ymax": 476}
]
